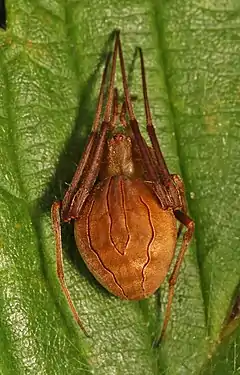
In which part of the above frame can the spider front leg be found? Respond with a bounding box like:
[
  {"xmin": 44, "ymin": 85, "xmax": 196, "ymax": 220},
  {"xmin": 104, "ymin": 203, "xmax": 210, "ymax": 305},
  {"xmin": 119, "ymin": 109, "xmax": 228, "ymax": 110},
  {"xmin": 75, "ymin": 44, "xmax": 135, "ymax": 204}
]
[{"xmin": 153, "ymin": 210, "xmax": 195, "ymax": 346}]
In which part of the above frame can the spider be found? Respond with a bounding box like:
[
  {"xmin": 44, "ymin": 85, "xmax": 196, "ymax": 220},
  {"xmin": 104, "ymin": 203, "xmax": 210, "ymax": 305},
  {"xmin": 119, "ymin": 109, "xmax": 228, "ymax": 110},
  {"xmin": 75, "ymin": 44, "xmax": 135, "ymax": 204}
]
[{"xmin": 51, "ymin": 31, "xmax": 194, "ymax": 346}]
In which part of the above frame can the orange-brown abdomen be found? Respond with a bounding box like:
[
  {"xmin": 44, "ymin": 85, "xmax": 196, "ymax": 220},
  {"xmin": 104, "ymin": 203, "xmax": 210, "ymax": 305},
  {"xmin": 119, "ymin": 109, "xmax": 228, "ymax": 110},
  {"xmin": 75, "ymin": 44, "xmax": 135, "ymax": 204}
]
[{"xmin": 74, "ymin": 176, "xmax": 177, "ymax": 300}]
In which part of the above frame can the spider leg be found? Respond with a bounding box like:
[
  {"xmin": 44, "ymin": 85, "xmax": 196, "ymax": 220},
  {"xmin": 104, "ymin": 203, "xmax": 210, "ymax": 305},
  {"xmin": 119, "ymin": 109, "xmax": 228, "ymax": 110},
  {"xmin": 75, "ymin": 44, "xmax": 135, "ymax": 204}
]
[
  {"xmin": 138, "ymin": 47, "xmax": 171, "ymax": 186},
  {"xmin": 153, "ymin": 210, "xmax": 195, "ymax": 346}
]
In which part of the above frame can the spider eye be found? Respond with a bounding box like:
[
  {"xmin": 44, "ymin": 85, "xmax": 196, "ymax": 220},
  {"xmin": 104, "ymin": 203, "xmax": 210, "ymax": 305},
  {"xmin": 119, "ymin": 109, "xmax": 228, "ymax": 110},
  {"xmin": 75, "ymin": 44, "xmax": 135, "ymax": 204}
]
[{"xmin": 113, "ymin": 134, "xmax": 124, "ymax": 142}]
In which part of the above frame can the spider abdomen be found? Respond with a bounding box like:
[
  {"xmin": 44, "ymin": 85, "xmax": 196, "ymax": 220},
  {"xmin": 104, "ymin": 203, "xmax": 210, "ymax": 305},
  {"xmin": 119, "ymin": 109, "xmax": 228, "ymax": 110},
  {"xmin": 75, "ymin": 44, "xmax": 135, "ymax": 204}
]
[{"xmin": 74, "ymin": 176, "xmax": 177, "ymax": 300}]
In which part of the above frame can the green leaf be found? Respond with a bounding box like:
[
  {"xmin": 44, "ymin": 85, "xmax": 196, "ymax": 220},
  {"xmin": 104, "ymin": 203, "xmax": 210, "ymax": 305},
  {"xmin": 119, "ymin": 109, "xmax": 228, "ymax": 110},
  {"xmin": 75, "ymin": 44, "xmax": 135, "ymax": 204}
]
[
  {"xmin": 0, "ymin": 1, "xmax": 239, "ymax": 374},
  {"xmin": 200, "ymin": 323, "xmax": 240, "ymax": 375}
]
